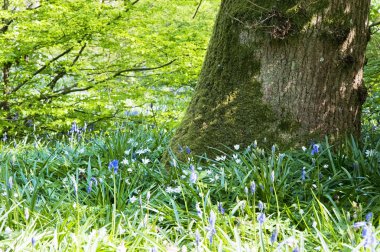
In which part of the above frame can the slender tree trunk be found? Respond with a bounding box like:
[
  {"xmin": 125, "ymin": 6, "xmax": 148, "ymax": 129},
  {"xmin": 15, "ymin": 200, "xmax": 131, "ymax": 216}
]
[{"xmin": 171, "ymin": 0, "xmax": 370, "ymax": 156}]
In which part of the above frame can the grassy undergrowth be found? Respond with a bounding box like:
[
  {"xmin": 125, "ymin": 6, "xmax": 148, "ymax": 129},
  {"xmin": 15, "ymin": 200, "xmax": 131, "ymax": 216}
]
[{"xmin": 0, "ymin": 123, "xmax": 379, "ymax": 251}]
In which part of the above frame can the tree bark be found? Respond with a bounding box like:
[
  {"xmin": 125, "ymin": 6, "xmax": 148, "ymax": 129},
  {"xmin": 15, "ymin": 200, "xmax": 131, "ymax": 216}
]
[{"xmin": 171, "ymin": 0, "xmax": 370, "ymax": 156}]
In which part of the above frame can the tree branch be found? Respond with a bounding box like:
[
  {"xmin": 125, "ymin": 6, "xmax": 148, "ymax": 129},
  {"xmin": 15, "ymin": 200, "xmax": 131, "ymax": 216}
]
[
  {"xmin": 192, "ymin": 0, "xmax": 203, "ymax": 19},
  {"xmin": 10, "ymin": 47, "xmax": 74, "ymax": 94},
  {"xmin": 94, "ymin": 59, "xmax": 176, "ymax": 83},
  {"xmin": 47, "ymin": 43, "xmax": 87, "ymax": 89},
  {"xmin": 369, "ymin": 21, "xmax": 380, "ymax": 28}
]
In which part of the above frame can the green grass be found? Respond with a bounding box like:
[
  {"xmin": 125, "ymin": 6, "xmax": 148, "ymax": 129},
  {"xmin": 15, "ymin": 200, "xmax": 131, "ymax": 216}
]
[{"xmin": 0, "ymin": 122, "xmax": 379, "ymax": 251}]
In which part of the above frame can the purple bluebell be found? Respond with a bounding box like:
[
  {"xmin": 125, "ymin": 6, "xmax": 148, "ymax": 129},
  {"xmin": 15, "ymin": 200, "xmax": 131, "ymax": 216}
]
[
  {"xmin": 7, "ymin": 176, "xmax": 13, "ymax": 190},
  {"xmin": 292, "ymin": 247, "xmax": 299, "ymax": 252},
  {"xmin": 70, "ymin": 121, "xmax": 79, "ymax": 134},
  {"xmin": 190, "ymin": 171, "xmax": 197, "ymax": 184},
  {"xmin": 87, "ymin": 180, "xmax": 93, "ymax": 194},
  {"xmin": 218, "ymin": 202, "xmax": 225, "ymax": 215},
  {"xmin": 185, "ymin": 146, "xmax": 191, "ymax": 154},
  {"xmin": 250, "ymin": 181, "xmax": 256, "ymax": 194},
  {"xmin": 206, "ymin": 210, "xmax": 216, "ymax": 244},
  {"xmin": 108, "ymin": 160, "xmax": 119, "ymax": 174},
  {"xmin": 270, "ymin": 229, "xmax": 278, "ymax": 244},
  {"xmin": 353, "ymin": 221, "xmax": 367, "ymax": 228},
  {"xmin": 257, "ymin": 212, "xmax": 266, "ymax": 225},
  {"xmin": 31, "ymin": 237, "xmax": 36, "ymax": 246},
  {"xmin": 178, "ymin": 145, "xmax": 183, "ymax": 153},
  {"xmin": 258, "ymin": 201, "xmax": 264, "ymax": 212},
  {"xmin": 271, "ymin": 145, "xmax": 276, "ymax": 153},
  {"xmin": 195, "ymin": 229, "xmax": 201, "ymax": 247},
  {"xmin": 365, "ymin": 212, "xmax": 373, "ymax": 222},
  {"xmin": 196, "ymin": 202, "xmax": 202, "ymax": 218},
  {"xmin": 360, "ymin": 224, "xmax": 377, "ymax": 250},
  {"xmin": 301, "ymin": 167, "xmax": 306, "ymax": 181},
  {"xmin": 311, "ymin": 144, "xmax": 319, "ymax": 155}
]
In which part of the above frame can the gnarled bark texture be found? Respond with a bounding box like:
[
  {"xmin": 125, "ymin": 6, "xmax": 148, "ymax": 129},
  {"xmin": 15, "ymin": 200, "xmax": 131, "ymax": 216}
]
[{"xmin": 171, "ymin": 0, "xmax": 370, "ymax": 157}]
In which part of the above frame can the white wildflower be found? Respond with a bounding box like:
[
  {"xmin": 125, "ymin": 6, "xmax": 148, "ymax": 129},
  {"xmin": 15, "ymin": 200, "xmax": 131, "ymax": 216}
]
[
  {"xmin": 141, "ymin": 158, "xmax": 150, "ymax": 165},
  {"xmin": 130, "ymin": 196, "xmax": 138, "ymax": 203}
]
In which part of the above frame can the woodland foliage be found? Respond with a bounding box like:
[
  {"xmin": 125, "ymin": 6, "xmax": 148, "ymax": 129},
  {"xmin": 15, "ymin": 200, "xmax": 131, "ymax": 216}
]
[{"xmin": 0, "ymin": 0, "xmax": 217, "ymax": 136}]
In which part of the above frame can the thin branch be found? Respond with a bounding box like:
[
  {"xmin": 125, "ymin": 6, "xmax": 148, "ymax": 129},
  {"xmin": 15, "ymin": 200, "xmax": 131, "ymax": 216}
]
[
  {"xmin": 369, "ymin": 21, "xmax": 380, "ymax": 28},
  {"xmin": 94, "ymin": 59, "xmax": 176, "ymax": 83},
  {"xmin": 71, "ymin": 43, "xmax": 87, "ymax": 66},
  {"xmin": 47, "ymin": 43, "xmax": 87, "ymax": 89},
  {"xmin": 11, "ymin": 47, "xmax": 74, "ymax": 94},
  {"xmin": 192, "ymin": 0, "xmax": 203, "ymax": 19},
  {"xmin": 40, "ymin": 85, "xmax": 94, "ymax": 100}
]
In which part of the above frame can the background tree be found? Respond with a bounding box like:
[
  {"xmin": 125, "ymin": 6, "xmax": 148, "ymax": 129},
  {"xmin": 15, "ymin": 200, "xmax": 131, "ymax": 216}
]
[
  {"xmin": 171, "ymin": 0, "xmax": 371, "ymax": 156},
  {"xmin": 0, "ymin": 0, "xmax": 217, "ymax": 136}
]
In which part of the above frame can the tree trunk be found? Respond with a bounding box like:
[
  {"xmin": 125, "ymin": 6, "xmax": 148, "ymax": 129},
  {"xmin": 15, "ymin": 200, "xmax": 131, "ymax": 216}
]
[{"xmin": 171, "ymin": 0, "xmax": 370, "ymax": 156}]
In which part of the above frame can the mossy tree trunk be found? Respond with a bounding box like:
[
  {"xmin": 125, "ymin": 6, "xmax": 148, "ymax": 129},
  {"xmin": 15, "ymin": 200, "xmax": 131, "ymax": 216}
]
[{"xmin": 171, "ymin": 0, "xmax": 370, "ymax": 157}]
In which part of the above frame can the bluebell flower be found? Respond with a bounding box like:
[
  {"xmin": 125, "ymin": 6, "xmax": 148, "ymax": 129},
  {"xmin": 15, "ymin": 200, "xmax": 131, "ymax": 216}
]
[
  {"xmin": 301, "ymin": 167, "xmax": 306, "ymax": 181},
  {"xmin": 178, "ymin": 145, "xmax": 183, "ymax": 153},
  {"xmin": 190, "ymin": 171, "xmax": 197, "ymax": 184},
  {"xmin": 87, "ymin": 180, "xmax": 93, "ymax": 194},
  {"xmin": 311, "ymin": 144, "xmax": 319, "ymax": 155},
  {"xmin": 271, "ymin": 145, "xmax": 276, "ymax": 153},
  {"xmin": 70, "ymin": 121, "xmax": 79, "ymax": 134},
  {"xmin": 353, "ymin": 222, "xmax": 378, "ymax": 251},
  {"xmin": 206, "ymin": 210, "xmax": 216, "ymax": 244},
  {"xmin": 257, "ymin": 212, "xmax": 266, "ymax": 225},
  {"xmin": 353, "ymin": 221, "xmax": 367, "ymax": 228},
  {"xmin": 7, "ymin": 176, "xmax": 13, "ymax": 190},
  {"xmin": 365, "ymin": 212, "xmax": 373, "ymax": 222},
  {"xmin": 218, "ymin": 202, "xmax": 225, "ymax": 215},
  {"xmin": 31, "ymin": 237, "xmax": 36, "ymax": 246},
  {"xmin": 195, "ymin": 229, "xmax": 201, "ymax": 247},
  {"xmin": 292, "ymin": 246, "xmax": 299, "ymax": 252},
  {"xmin": 270, "ymin": 229, "xmax": 278, "ymax": 244},
  {"xmin": 258, "ymin": 201, "xmax": 264, "ymax": 212},
  {"xmin": 250, "ymin": 181, "xmax": 256, "ymax": 194},
  {"xmin": 108, "ymin": 160, "xmax": 119, "ymax": 174},
  {"xmin": 276, "ymin": 236, "xmax": 298, "ymax": 251},
  {"xmin": 185, "ymin": 146, "xmax": 191, "ymax": 154},
  {"xmin": 196, "ymin": 202, "xmax": 202, "ymax": 218}
]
